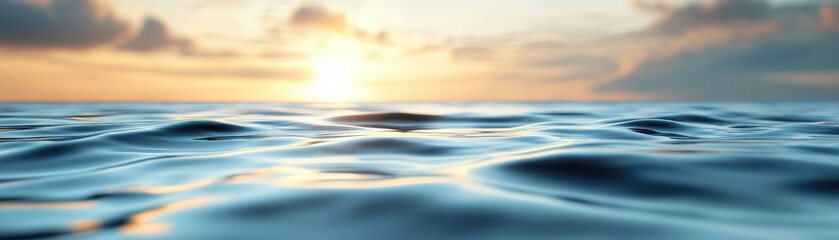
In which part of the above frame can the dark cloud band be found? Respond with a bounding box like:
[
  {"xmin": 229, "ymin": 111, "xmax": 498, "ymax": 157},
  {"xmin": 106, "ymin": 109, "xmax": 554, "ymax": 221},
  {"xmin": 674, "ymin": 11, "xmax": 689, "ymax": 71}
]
[{"xmin": 0, "ymin": 0, "xmax": 129, "ymax": 49}]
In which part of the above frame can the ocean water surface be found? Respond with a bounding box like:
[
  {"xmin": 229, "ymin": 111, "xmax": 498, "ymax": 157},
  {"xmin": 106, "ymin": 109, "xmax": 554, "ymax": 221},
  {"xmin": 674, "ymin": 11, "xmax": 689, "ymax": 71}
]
[{"xmin": 1, "ymin": 102, "xmax": 838, "ymax": 239}]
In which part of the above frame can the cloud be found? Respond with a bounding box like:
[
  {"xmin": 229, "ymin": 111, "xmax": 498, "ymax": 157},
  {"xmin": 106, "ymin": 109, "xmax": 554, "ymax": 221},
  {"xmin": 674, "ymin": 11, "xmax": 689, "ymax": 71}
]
[
  {"xmin": 822, "ymin": 3, "xmax": 839, "ymax": 29},
  {"xmin": 0, "ymin": 0, "xmax": 129, "ymax": 49},
  {"xmin": 0, "ymin": 0, "xmax": 214, "ymax": 56},
  {"xmin": 599, "ymin": 0, "xmax": 839, "ymax": 100},
  {"xmin": 525, "ymin": 55, "xmax": 620, "ymax": 80},
  {"xmin": 31, "ymin": 54, "xmax": 310, "ymax": 81},
  {"xmin": 600, "ymin": 33, "xmax": 839, "ymax": 100},
  {"xmin": 451, "ymin": 46, "xmax": 495, "ymax": 61},
  {"xmin": 651, "ymin": 0, "xmax": 771, "ymax": 35},
  {"xmin": 285, "ymin": 4, "xmax": 391, "ymax": 45},
  {"xmin": 771, "ymin": 72, "xmax": 839, "ymax": 87},
  {"xmin": 119, "ymin": 17, "xmax": 191, "ymax": 52},
  {"xmin": 119, "ymin": 16, "xmax": 239, "ymax": 58},
  {"xmin": 289, "ymin": 5, "xmax": 349, "ymax": 33}
]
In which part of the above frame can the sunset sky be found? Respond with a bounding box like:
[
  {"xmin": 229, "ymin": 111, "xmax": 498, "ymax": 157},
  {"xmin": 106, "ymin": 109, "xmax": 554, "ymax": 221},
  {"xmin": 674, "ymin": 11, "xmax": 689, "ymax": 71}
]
[{"xmin": 1, "ymin": 0, "xmax": 837, "ymax": 102}]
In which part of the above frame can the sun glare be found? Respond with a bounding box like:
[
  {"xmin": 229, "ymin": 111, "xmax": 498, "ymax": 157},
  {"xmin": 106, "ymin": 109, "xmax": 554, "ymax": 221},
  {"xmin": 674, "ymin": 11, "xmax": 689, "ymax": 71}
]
[{"xmin": 309, "ymin": 57, "xmax": 361, "ymax": 102}]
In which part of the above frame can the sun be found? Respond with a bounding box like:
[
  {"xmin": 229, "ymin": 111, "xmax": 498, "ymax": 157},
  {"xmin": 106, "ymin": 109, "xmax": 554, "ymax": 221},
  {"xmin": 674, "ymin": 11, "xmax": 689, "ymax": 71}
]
[
  {"xmin": 304, "ymin": 34, "xmax": 369, "ymax": 102},
  {"xmin": 309, "ymin": 56, "xmax": 361, "ymax": 102}
]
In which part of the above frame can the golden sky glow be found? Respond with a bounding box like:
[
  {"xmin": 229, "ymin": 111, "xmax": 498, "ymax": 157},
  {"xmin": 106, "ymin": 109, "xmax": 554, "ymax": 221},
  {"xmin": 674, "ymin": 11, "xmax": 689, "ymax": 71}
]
[{"xmin": 0, "ymin": 0, "xmax": 837, "ymax": 102}]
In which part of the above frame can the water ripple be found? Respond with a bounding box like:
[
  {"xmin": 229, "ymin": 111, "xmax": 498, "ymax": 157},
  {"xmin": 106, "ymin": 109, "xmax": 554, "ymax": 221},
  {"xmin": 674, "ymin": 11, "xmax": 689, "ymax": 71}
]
[{"xmin": 0, "ymin": 102, "xmax": 837, "ymax": 239}]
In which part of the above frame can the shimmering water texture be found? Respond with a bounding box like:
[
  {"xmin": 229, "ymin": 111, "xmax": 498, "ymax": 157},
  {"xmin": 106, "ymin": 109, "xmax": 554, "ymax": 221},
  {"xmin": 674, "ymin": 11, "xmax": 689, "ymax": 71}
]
[{"xmin": 1, "ymin": 103, "xmax": 838, "ymax": 240}]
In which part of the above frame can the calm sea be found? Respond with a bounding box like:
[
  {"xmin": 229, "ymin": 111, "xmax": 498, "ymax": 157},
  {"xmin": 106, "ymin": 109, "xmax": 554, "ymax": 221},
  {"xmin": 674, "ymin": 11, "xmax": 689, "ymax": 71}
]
[{"xmin": 1, "ymin": 102, "xmax": 838, "ymax": 239}]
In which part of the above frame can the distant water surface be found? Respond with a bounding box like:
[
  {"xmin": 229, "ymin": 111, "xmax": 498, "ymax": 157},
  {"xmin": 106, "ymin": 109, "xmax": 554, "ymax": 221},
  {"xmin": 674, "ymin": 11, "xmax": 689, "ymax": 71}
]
[{"xmin": 0, "ymin": 102, "xmax": 838, "ymax": 239}]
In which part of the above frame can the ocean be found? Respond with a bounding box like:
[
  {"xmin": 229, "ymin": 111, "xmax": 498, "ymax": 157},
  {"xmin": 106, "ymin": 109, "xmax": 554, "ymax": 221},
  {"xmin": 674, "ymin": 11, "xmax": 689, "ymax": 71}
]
[{"xmin": 1, "ymin": 102, "xmax": 838, "ymax": 239}]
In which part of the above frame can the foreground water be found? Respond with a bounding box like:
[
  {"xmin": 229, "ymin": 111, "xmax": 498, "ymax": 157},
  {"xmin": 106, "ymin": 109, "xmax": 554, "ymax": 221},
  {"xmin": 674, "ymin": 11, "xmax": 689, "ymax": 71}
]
[{"xmin": 0, "ymin": 102, "xmax": 838, "ymax": 239}]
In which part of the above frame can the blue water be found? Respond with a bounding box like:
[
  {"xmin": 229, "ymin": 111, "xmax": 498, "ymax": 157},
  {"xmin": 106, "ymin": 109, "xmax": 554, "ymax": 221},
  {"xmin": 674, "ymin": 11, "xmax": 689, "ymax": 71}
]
[{"xmin": 1, "ymin": 102, "xmax": 838, "ymax": 239}]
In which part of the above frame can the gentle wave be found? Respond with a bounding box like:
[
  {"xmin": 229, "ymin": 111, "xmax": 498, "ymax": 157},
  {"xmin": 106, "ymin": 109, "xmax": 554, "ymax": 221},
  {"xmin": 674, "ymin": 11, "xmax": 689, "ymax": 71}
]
[{"xmin": 0, "ymin": 102, "xmax": 838, "ymax": 239}]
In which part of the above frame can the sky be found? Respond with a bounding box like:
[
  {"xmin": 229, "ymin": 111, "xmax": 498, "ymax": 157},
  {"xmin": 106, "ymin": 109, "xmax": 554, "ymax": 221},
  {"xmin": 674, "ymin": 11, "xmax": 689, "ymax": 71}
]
[{"xmin": 0, "ymin": 0, "xmax": 837, "ymax": 102}]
